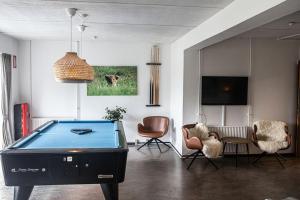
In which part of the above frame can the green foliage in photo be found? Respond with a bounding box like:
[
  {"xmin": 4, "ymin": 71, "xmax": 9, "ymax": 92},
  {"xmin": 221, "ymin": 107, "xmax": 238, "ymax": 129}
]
[{"xmin": 87, "ymin": 66, "xmax": 137, "ymax": 96}]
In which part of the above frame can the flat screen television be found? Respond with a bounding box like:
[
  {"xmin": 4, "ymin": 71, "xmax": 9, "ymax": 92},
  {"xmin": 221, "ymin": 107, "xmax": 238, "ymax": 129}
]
[{"xmin": 201, "ymin": 76, "xmax": 248, "ymax": 105}]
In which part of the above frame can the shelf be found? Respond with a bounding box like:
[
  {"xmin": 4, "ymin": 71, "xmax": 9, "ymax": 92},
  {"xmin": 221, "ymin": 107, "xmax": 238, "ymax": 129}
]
[
  {"xmin": 146, "ymin": 104, "xmax": 161, "ymax": 107},
  {"xmin": 146, "ymin": 62, "xmax": 162, "ymax": 66}
]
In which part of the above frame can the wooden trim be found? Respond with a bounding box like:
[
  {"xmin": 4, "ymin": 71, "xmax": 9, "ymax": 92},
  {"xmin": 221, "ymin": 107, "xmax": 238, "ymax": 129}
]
[
  {"xmin": 146, "ymin": 62, "xmax": 161, "ymax": 66},
  {"xmin": 296, "ymin": 60, "xmax": 300, "ymax": 156}
]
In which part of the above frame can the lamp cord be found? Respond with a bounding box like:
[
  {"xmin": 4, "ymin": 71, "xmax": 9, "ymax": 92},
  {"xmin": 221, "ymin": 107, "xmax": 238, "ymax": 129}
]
[
  {"xmin": 70, "ymin": 15, "xmax": 73, "ymax": 51},
  {"xmin": 80, "ymin": 30, "xmax": 83, "ymax": 56}
]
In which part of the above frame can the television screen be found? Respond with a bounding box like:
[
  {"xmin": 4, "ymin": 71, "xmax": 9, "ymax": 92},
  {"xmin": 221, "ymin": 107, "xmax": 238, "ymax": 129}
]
[{"xmin": 201, "ymin": 76, "xmax": 248, "ymax": 105}]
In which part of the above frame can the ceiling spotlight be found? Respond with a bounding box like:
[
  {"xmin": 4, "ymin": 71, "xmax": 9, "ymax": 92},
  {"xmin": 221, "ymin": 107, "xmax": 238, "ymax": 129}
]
[
  {"xmin": 288, "ymin": 22, "xmax": 296, "ymax": 27},
  {"xmin": 77, "ymin": 24, "xmax": 88, "ymax": 32},
  {"xmin": 79, "ymin": 13, "xmax": 89, "ymax": 18},
  {"xmin": 65, "ymin": 8, "xmax": 78, "ymax": 17}
]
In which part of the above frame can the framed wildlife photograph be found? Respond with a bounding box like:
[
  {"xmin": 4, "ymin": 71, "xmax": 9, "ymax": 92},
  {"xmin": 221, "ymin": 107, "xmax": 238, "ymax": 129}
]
[{"xmin": 87, "ymin": 66, "xmax": 138, "ymax": 96}]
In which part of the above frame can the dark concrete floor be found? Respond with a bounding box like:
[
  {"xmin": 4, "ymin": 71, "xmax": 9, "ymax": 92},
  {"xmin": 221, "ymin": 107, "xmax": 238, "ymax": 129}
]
[{"xmin": 1, "ymin": 145, "xmax": 300, "ymax": 200}]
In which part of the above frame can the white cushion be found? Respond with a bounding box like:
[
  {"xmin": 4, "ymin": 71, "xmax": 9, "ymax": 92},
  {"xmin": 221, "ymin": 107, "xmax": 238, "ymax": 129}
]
[
  {"xmin": 188, "ymin": 123, "xmax": 222, "ymax": 158},
  {"xmin": 254, "ymin": 120, "xmax": 288, "ymax": 153},
  {"xmin": 257, "ymin": 141, "xmax": 288, "ymax": 154},
  {"xmin": 188, "ymin": 123, "xmax": 209, "ymax": 140},
  {"xmin": 202, "ymin": 137, "xmax": 223, "ymax": 158}
]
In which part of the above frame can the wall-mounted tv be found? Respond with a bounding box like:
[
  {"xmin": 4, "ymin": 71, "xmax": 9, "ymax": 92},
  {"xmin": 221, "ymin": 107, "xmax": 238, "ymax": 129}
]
[{"xmin": 201, "ymin": 76, "xmax": 248, "ymax": 105}]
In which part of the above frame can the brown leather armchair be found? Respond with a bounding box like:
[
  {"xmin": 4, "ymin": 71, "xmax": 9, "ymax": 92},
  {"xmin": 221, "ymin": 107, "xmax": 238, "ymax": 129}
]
[
  {"xmin": 137, "ymin": 116, "xmax": 170, "ymax": 152},
  {"xmin": 182, "ymin": 123, "xmax": 220, "ymax": 170}
]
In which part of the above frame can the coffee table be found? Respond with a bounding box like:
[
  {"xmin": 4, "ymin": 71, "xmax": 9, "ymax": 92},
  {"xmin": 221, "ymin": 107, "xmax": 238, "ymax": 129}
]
[{"xmin": 222, "ymin": 137, "xmax": 250, "ymax": 167}]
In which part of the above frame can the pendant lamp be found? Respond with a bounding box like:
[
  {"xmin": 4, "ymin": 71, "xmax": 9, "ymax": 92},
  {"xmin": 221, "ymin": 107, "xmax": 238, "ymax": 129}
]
[{"xmin": 53, "ymin": 8, "xmax": 94, "ymax": 83}]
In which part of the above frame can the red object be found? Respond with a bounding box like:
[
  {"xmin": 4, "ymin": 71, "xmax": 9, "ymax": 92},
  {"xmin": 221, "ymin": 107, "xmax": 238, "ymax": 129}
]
[
  {"xmin": 21, "ymin": 103, "xmax": 29, "ymax": 137},
  {"xmin": 14, "ymin": 103, "xmax": 30, "ymax": 140}
]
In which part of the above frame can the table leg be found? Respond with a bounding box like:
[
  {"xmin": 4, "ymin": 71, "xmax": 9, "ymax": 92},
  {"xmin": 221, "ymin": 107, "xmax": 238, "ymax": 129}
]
[
  {"xmin": 14, "ymin": 186, "xmax": 34, "ymax": 200},
  {"xmin": 235, "ymin": 144, "xmax": 238, "ymax": 168},
  {"xmin": 246, "ymin": 143, "xmax": 249, "ymax": 163},
  {"xmin": 100, "ymin": 183, "xmax": 118, "ymax": 200},
  {"xmin": 222, "ymin": 142, "xmax": 227, "ymax": 156}
]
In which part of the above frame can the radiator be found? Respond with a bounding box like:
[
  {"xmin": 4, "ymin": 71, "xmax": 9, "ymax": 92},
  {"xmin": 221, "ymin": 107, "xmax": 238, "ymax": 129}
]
[
  {"xmin": 208, "ymin": 126, "xmax": 250, "ymax": 154},
  {"xmin": 31, "ymin": 117, "xmax": 73, "ymax": 130}
]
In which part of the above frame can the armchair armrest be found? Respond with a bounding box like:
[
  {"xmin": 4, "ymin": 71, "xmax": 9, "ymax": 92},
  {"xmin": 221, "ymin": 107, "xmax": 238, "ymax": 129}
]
[
  {"xmin": 252, "ymin": 131, "xmax": 258, "ymax": 143},
  {"xmin": 138, "ymin": 123, "xmax": 145, "ymax": 133},
  {"xmin": 208, "ymin": 131, "xmax": 220, "ymax": 140},
  {"xmin": 286, "ymin": 134, "xmax": 292, "ymax": 146},
  {"xmin": 252, "ymin": 125, "xmax": 258, "ymax": 143},
  {"xmin": 186, "ymin": 136, "xmax": 203, "ymax": 150}
]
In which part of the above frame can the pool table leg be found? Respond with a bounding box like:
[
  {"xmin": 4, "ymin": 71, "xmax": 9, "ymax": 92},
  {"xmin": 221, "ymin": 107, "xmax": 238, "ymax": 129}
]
[
  {"xmin": 100, "ymin": 183, "xmax": 118, "ymax": 200},
  {"xmin": 14, "ymin": 186, "xmax": 34, "ymax": 200}
]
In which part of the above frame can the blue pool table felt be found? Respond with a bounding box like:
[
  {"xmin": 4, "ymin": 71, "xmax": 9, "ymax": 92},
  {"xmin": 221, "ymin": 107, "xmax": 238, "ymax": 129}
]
[{"xmin": 15, "ymin": 121, "xmax": 119, "ymax": 149}]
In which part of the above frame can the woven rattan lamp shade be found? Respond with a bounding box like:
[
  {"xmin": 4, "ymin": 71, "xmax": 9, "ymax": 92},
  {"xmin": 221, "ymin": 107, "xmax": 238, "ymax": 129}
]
[{"xmin": 53, "ymin": 52, "xmax": 94, "ymax": 83}]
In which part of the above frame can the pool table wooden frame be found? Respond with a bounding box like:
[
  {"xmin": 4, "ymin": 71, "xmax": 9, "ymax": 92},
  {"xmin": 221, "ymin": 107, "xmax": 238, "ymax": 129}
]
[{"xmin": 1, "ymin": 120, "xmax": 128, "ymax": 200}]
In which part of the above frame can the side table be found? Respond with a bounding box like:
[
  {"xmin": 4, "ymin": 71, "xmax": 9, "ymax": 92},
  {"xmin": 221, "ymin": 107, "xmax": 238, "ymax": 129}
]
[{"xmin": 222, "ymin": 137, "xmax": 250, "ymax": 167}]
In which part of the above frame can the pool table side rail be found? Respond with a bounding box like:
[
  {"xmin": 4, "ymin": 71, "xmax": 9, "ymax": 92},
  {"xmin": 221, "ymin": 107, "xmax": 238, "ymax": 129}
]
[
  {"xmin": 2, "ymin": 120, "xmax": 128, "ymax": 154},
  {"xmin": 7, "ymin": 120, "xmax": 56, "ymax": 150}
]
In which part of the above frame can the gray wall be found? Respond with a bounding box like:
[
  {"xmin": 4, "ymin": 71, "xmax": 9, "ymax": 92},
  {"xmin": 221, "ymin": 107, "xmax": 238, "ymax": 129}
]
[
  {"xmin": 251, "ymin": 39, "xmax": 299, "ymax": 152},
  {"xmin": 200, "ymin": 38, "xmax": 250, "ymax": 126},
  {"xmin": 182, "ymin": 37, "xmax": 300, "ymax": 153}
]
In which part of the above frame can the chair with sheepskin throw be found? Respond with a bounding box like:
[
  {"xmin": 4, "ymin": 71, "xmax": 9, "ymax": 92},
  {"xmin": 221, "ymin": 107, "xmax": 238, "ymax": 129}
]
[
  {"xmin": 252, "ymin": 120, "xmax": 292, "ymax": 168},
  {"xmin": 182, "ymin": 123, "xmax": 222, "ymax": 170}
]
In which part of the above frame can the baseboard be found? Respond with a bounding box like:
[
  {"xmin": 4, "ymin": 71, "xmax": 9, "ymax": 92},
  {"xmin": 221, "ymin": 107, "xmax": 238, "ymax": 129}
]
[
  {"xmin": 130, "ymin": 141, "xmax": 184, "ymax": 158},
  {"xmin": 129, "ymin": 142, "xmax": 296, "ymax": 158},
  {"xmin": 168, "ymin": 142, "xmax": 184, "ymax": 158}
]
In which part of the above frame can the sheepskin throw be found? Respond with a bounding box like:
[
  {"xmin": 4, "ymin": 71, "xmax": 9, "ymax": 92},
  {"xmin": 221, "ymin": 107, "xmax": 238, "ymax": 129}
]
[
  {"xmin": 254, "ymin": 120, "xmax": 288, "ymax": 153},
  {"xmin": 189, "ymin": 123, "xmax": 209, "ymax": 139},
  {"xmin": 202, "ymin": 137, "xmax": 223, "ymax": 158},
  {"xmin": 189, "ymin": 123, "xmax": 222, "ymax": 158}
]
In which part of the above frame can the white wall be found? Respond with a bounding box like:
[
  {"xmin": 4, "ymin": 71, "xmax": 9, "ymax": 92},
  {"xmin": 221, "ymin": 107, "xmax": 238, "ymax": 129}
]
[
  {"xmin": 0, "ymin": 33, "xmax": 19, "ymax": 144},
  {"xmin": 183, "ymin": 49, "xmax": 200, "ymax": 125},
  {"xmin": 18, "ymin": 40, "xmax": 171, "ymax": 142},
  {"xmin": 169, "ymin": 43, "xmax": 184, "ymax": 154}
]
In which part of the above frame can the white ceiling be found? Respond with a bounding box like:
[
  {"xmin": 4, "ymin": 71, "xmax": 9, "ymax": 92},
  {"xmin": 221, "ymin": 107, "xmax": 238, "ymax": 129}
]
[
  {"xmin": 240, "ymin": 11, "xmax": 300, "ymax": 40},
  {"xmin": 0, "ymin": 0, "xmax": 233, "ymax": 43}
]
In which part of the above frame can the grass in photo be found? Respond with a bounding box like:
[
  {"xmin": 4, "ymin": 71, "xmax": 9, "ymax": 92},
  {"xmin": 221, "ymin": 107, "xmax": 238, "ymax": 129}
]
[{"xmin": 87, "ymin": 66, "xmax": 137, "ymax": 96}]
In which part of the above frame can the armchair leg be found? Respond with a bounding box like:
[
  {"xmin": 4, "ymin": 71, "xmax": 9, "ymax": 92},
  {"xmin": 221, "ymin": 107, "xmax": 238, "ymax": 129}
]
[
  {"xmin": 137, "ymin": 138, "xmax": 154, "ymax": 150},
  {"xmin": 183, "ymin": 151, "xmax": 199, "ymax": 161},
  {"xmin": 156, "ymin": 138, "xmax": 171, "ymax": 148},
  {"xmin": 187, "ymin": 152, "xmax": 199, "ymax": 170},
  {"xmin": 204, "ymin": 156, "xmax": 219, "ymax": 170},
  {"xmin": 275, "ymin": 152, "xmax": 287, "ymax": 161},
  {"xmin": 274, "ymin": 153, "xmax": 285, "ymax": 168},
  {"xmin": 222, "ymin": 142, "xmax": 227, "ymax": 155},
  {"xmin": 253, "ymin": 152, "xmax": 267, "ymax": 164},
  {"xmin": 185, "ymin": 150, "xmax": 218, "ymax": 170},
  {"xmin": 154, "ymin": 139, "xmax": 162, "ymax": 152}
]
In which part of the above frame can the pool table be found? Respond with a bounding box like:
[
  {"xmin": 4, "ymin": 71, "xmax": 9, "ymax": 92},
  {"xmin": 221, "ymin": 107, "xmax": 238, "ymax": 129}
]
[{"xmin": 1, "ymin": 120, "xmax": 128, "ymax": 200}]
